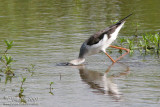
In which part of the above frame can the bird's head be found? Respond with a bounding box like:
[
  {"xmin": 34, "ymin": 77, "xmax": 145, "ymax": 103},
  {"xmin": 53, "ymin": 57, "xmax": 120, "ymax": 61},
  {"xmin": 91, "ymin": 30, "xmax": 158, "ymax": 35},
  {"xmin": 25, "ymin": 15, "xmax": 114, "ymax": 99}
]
[{"xmin": 69, "ymin": 58, "xmax": 85, "ymax": 66}]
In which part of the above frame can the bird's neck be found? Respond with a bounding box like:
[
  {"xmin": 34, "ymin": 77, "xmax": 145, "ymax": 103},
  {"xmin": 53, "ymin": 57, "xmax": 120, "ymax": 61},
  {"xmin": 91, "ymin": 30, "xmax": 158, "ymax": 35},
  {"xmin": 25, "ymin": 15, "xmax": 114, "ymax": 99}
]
[{"xmin": 69, "ymin": 58, "xmax": 85, "ymax": 66}]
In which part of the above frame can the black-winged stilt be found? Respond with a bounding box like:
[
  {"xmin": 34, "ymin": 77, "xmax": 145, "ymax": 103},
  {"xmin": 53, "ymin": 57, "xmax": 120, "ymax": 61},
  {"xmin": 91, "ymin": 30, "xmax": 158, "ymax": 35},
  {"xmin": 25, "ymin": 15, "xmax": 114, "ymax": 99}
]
[{"xmin": 69, "ymin": 14, "xmax": 132, "ymax": 65}]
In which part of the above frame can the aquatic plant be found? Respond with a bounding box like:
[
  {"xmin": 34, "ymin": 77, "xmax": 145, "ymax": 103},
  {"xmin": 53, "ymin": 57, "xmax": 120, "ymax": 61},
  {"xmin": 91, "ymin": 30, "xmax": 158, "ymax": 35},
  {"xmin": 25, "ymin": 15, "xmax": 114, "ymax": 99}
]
[
  {"xmin": 119, "ymin": 37, "xmax": 126, "ymax": 46},
  {"xmin": 127, "ymin": 39, "xmax": 135, "ymax": 54},
  {"xmin": 152, "ymin": 33, "xmax": 160, "ymax": 55},
  {"xmin": 117, "ymin": 32, "xmax": 160, "ymax": 56},
  {"xmin": 19, "ymin": 77, "xmax": 27, "ymax": 103},
  {"xmin": 49, "ymin": 82, "xmax": 54, "ymax": 95},
  {"xmin": 118, "ymin": 37, "xmax": 127, "ymax": 54},
  {"xmin": 111, "ymin": 20, "xmax": 119, "ymax": 24},
  {"xmin": 138, "ymin": 33, "xmax": 160, "ymax": 55},
  {"xmin": 0, "ymin": 40, "xmax": 14, "ymax": 75},
  {"xmin": 116, "ymin": 37, "xmax": 135, "ymax": 55},
  {"xmin": 132, "ymin": 22, "xmax": 140, "ymax": 37},
  {"xmin": 24, "ymin": 64, "xmax": 35, "ymax": 76},
  {"xmin": 5, "ymin": 75, "xmax": 13, "ymax": 84},
  {"xmin": 4, "ymin": 40, "xmax": 13, "ymax": 53},
  {"xmin": 25, "ymin": 64, "xmax": 35, "ymax": 72}
]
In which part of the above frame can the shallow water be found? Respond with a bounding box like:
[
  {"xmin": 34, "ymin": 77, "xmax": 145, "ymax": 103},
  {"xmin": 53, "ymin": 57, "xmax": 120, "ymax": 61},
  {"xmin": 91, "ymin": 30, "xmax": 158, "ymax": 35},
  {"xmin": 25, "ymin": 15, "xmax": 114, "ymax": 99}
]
[{"xmin": 0, "ymin": 0, "xmax": 160, "ymax": 107}]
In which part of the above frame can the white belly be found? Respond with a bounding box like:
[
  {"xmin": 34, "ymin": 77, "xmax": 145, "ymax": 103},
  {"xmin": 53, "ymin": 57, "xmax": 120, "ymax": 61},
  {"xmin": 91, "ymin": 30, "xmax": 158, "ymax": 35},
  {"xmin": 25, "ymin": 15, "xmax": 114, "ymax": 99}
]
[
  {"xmin": 86, "ymin": 34, "xmax": 110, "ymax": 55},
  {"xmin": 86, "ymin": 32, "xmax": 119, "ymax": 55}
]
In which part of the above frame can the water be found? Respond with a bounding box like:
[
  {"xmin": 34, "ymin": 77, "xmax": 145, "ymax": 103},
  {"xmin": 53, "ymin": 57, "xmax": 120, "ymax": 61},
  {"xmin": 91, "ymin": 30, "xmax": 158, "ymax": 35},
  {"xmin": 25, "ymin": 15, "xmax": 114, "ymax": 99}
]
[{"xmin": 0, "ymin": 0, "xmax": 160, "ymax": 107}]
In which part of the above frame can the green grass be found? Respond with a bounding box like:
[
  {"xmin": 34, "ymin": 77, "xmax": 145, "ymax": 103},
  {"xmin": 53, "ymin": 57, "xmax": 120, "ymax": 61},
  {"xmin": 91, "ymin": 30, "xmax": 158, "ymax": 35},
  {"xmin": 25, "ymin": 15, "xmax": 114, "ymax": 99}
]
[{"xmin": 117, "ymin": 32, "xmax": 160, "ymax": 56}]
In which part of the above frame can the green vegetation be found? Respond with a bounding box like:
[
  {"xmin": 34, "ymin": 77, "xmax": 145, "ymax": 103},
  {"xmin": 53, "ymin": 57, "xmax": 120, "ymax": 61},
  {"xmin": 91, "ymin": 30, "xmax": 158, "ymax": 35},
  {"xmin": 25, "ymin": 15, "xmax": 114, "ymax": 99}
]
[
  {"xmin": 111, "ymin": 20, "xmax": 119, "ymax": 24},
  {"xmin": 132, "ymin": 22, "xmax": 140, "ymax": 37},
  {"xmin": 24, "ymin": 64, "xmax": 36, "ymax": 76},
  {"xmin": 0, "ymin": 40, "xmax": 54, "ymax": 98},
  {"xmin": 0, "ymin": 40, "xmax": 14, "ymax": 75},
  {"xmin": 117, "ymin": 32, "xmax": 160, "ymax": 56},
  {"xmin": 19, "ymin": 77, "xmax": 27, "ymax": 103},
  {"xmin": 49, "ymin": 82, "xmax": 54, "ymax": 95},
  {"xmin": 5, "ymin": 75, "xmax": 13, "ymax": 84}
]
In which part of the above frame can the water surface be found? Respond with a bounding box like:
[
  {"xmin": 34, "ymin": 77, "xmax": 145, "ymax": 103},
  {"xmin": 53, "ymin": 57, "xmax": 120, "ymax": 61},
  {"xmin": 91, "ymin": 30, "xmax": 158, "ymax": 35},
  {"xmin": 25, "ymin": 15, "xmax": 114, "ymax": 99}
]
[{"xmin": 0, "ymin": 0, "xmax": 160, "ymax": 107}]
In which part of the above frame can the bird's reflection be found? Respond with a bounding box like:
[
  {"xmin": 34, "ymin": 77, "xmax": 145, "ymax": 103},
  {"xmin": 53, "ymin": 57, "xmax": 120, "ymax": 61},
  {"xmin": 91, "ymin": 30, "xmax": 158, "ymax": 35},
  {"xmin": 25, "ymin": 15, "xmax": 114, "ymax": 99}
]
[{"xmin": 73, "ymin": 63, "xmax": 129, "ymax": 101}]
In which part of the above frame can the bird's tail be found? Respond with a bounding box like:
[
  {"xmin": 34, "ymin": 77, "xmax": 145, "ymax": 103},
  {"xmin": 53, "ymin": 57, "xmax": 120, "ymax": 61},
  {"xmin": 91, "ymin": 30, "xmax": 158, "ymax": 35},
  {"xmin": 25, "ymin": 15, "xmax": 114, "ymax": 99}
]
[
  {"xmin": 109, "ymin": 13, "xmax": 132, "ymax": 29},
  {"xmin": 118, "ymin": 13, "xmax": 132, "ymax": 23}
]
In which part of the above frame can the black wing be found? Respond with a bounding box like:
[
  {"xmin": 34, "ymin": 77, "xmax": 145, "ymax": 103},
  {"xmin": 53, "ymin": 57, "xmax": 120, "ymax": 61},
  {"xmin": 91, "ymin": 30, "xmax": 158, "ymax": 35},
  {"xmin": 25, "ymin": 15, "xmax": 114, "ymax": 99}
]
[{"xmin": 86, "ymin": 14, "xmax": 132, "ymax": 46}]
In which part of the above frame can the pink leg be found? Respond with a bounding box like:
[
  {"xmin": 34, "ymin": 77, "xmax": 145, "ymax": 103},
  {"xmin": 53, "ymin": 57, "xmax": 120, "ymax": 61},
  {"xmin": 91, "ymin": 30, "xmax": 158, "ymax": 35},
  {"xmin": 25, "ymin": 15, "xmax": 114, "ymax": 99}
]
[
  {"xmin": 105, "ymin": 52, "xmax": 116, "ymax": 63},
  {"xmin": 109, "ymin": 45, "xmax": 130, "ymax": 62}
]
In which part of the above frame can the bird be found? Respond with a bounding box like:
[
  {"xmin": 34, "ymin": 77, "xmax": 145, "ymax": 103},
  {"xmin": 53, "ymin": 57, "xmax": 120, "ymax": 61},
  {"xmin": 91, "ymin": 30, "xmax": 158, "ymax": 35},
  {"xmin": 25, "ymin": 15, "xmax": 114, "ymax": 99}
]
[{"xmin": 69, "ymin": 14, "xmax": 132, "ymax": 66}]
